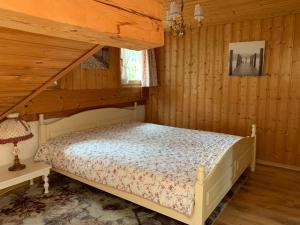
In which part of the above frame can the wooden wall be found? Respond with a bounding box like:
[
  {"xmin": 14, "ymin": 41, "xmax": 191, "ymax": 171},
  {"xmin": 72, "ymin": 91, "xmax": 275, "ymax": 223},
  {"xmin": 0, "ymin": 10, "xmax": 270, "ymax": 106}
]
[
  {"xmin": 20, "ymin": 88, "xmax": 145, "ymax": 121},
  {"xmin": 59, "ymin": 48, "xmax": 121, "ymax": 90},
  {"xmin": 0, "ymin": 27, "xmax": 96, "ymax": 118},
  {"xmin": 19, "ymin": 47, "xmax": 145, "ymax": 120},
  {"xmin": 147, "ymin": 14, "xmax": 300, "ymax": 168}
]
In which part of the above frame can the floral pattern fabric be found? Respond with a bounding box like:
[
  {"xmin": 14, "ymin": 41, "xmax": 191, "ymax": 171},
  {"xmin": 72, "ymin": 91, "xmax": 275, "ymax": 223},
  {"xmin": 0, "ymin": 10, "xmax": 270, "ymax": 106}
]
[{"xmin": 34, "ymin": 122, "xmax": 242, "ymax": 216}]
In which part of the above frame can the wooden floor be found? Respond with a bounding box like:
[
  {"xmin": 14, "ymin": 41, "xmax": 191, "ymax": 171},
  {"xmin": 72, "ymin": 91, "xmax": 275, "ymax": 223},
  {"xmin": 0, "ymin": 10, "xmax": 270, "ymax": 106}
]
[{"xmin": 215, "ymin": 165, "xmax": 300, "ymax": 225}]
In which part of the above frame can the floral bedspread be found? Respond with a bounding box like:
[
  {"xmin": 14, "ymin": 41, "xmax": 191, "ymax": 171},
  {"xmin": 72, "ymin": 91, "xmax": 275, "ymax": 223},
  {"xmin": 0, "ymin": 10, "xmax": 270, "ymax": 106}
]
[{"xmin": 34, "ymin": 122, "xmax": 241, "ymax": 216}]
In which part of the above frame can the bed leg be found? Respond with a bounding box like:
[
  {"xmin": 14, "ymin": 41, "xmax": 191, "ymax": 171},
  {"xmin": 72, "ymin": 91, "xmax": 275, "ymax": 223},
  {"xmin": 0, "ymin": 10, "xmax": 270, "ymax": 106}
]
[
  {"xmin": 251, "ymin": 156, "xmax": 256, "ymax": 172},
  {"xmin": 190, "ymin": 166, "xmax": 205, "ymax": 225},
  {"xmin": 190, "ymin": 220, "xmax": 205, "ymax": 225},
  {"xmin": 190, "ymin": 221, "xmax": 205, "ymax": 225},
  {"xmin": 39, "ymin": 114, "xmax": 46, "ymax": 147},
  {"xmin": 251, "ymin": 124, "xmax": 256, "ymax": 172},
  {"xmin": 43, "ymin": 173, "xmax": 49, "ymax": 194}
]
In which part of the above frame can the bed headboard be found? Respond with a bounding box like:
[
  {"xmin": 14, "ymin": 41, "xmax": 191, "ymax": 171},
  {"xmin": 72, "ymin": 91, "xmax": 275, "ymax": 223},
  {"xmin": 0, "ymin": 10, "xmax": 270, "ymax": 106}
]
[{"xmin": 38, "ymin": 103, "xmax": 144, "ymax": 146}]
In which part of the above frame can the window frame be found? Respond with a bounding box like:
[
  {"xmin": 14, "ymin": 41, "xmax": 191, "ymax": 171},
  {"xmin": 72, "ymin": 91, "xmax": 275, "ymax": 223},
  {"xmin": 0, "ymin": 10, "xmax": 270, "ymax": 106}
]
[{"xmin": 120, "ymin": 48, "xmax": 145, "ymax": 87}]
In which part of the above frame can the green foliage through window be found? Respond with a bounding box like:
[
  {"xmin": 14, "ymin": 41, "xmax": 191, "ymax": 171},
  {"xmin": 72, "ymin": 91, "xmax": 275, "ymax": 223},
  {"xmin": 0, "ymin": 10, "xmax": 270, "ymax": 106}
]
[{"xmin": 121, "ymin": 49, "xmax": 144, "ymax": 83}]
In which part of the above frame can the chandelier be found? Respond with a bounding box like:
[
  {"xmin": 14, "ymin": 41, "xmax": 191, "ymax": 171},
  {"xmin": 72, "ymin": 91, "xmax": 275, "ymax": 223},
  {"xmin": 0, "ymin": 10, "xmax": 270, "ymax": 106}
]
[{"xmin": 165, "ymin": 0, "xmax": 204, "ymax": 37}]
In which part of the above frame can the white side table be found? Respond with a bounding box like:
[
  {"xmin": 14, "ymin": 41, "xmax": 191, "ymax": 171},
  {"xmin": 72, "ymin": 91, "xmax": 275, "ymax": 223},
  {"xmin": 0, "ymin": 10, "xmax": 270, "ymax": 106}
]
[{"xmin": 0, "ymin": 159, "xmax": 51, "ymax": 194}]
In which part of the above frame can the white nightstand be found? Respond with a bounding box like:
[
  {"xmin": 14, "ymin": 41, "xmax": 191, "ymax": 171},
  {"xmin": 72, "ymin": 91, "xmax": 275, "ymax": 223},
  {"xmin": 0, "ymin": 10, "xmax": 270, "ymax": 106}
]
[{"xmin": 0, "ymin": 159, "xmax": 51, "ymax": 194}]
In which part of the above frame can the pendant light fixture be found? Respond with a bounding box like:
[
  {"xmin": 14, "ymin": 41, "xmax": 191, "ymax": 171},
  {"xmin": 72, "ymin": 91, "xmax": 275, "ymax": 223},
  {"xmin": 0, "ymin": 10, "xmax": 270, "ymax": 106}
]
[{"xmin": 166, "ymin": 0, "xmax": 204, "ymax": 37}]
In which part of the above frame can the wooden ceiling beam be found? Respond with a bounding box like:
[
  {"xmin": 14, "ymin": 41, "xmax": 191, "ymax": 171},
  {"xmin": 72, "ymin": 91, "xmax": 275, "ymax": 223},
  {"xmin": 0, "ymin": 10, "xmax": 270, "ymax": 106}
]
[
  {"xmin": 0, "ymin": 0, "xmax": 164, "ymax": 50},
  {"xmin": 0, "ymin": 45, "xmax": 103, "ymax": 120},
  {"xmin": 95, "ymin": 0, "xmax": 163, "ymax": 20}
]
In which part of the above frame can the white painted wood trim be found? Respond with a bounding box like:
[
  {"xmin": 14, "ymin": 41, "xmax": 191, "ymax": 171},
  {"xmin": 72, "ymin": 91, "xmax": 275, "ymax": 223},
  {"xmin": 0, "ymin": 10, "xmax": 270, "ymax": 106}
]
[
  {"xmin": 39, "ymin": 104, "xmax": 142, "ymax": 146},
  {"xmin": 0, "ymin": 159, "xmax": 51, "ymax": 194},
  {"xmin": 251, "ymin": 124, "xmax": 257, "ymax": 172},
  {"xmin": 39, "ymin": 108, "xmax": 255, "ymax": 225},
  {"xmin": 52, "ymin": 167, "xmax": 192, "ymax": 224},
  {"xmin": 43, "ymin": 174, "xmax": 49, "ymax": 194}
]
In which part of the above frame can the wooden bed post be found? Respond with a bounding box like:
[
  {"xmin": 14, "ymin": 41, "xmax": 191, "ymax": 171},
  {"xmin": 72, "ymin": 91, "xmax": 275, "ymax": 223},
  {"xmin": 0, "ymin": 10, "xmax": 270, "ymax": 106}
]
[
  {"xmin": 191, "ymin": 165, "xmax": 206, "ymax": 225},
  {"xmin": 251, "ymin": 124, "xmax": 257, "ymax": 172},
  {"xmin": 134, "ymin": 102, "xmax": 138, "ymax": 121},
  {"xmin": 38, "ymin": 114, "xmax": 46, "ymax": 147}
]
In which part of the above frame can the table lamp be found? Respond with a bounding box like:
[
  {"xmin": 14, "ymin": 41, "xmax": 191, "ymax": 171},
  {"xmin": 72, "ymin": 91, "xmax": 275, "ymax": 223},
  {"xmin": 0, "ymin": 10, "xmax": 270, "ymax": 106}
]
[{"xmin": 0, "ymin": 113, "xmax": 33, "ymax": 171}]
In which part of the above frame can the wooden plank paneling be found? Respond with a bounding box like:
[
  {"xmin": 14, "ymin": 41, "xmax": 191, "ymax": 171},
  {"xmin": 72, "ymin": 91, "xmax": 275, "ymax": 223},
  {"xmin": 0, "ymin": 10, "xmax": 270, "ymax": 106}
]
[
  {"xmin": 0, "ymin": 27, "xmax": 96, "ymax": 119},
  {"xmin": 190, "ymin": 28, "xmax": 199, "ymax": 130},
  {"xmin": 220, "ymin": 24, "xmax": 231, "ymax": 134},
  {"xmin": 147, "ymin": 13, "xmax": 300, "ymax": 168},
  {"xmin": 196, "ymin": 26, "xmax": 208, "ymax": 130},
  {"xmin": 292, "ymin": 14, "xmax": 300, "ymax": 166},
  {"xmin": 20, "ymin": 88, "xmax": 143, "ymax": 119},
  {"xmin": 0, "ymin": 27, "xmax": 93, "ymax": 50},
  {"xmin": 169, "ymin": 34, "xmax": 177, "ymax": 126},
  {"xmin": 182, "ymin": 29, "xmax": 192, "ymax": 128},
  {"xmin": 163, "ymin": 32, "xmax": 171, "ymax": 125},
  {"xmin": 165, "ymin": 0, "xmax": 300, "ymax": 27},
  {"xmin": 175, "ymin": 32, "xmax": 184, "ymax": 128},
  {"xmin": 59, "ymin": 48, "xmax": 121, "ymax": 90},
  {"xmin": 15, "ymin": 46, "xmax": 145, "ymax": 120},
  {"xmin": 0, "ymin": 44, "xmax": 102, "ymax": 120}
]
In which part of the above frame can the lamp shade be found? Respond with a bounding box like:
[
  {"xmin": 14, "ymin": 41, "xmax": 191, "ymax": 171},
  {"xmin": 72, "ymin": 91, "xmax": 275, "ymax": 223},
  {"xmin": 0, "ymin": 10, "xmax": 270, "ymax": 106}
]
[
  {"xmin": 165, "ymin": 10, "xmax": 172, "ymax": 28},
  {"xmin": 0, "ymin": 113, "xmax": 33, "ymax": 145},
  {"xmin": 194, "ymin": 4, "xmax": 204, "ymax": 23},
  {"xmin": 194, "ymin": 4, "xmax": 203, "ymax": 17},
  {"xmin": 166, "ymin": 10, "xmax": 171, "ymax": 22},
  {"xmin": 169, "ymin": 1, "xmax": 179, "ymax": 19}
]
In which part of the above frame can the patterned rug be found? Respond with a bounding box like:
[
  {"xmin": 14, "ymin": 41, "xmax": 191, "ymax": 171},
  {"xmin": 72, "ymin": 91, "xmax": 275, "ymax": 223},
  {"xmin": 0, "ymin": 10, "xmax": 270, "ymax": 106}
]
[{"xmin": 0, "ymin": 173, "xmax": 247, "ymax": 225}]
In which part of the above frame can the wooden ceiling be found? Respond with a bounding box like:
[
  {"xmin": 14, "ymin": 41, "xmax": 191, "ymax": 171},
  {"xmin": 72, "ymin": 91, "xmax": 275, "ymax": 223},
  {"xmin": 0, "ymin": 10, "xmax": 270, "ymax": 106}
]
[
  {"xmin": 0, "ymin": 0, "xmax": 164, "ymax": 50},
  {"xmin": 0, "ymin": 27, "xmax": 100, "ymax": 120},
  {"xmin": 165, "ymin": 0, "xmax": 300, "ymax": 26}
]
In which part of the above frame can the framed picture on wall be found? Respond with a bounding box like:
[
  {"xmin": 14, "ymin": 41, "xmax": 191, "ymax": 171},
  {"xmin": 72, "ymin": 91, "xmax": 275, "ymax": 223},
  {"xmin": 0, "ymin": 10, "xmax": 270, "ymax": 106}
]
[
  {"xmin": 81, "ymin": 47, "xmax": 109, "ymax": 70},
  {"xmin": 228, "ymin": 41, "xmax": 265, "ymax": 76}
]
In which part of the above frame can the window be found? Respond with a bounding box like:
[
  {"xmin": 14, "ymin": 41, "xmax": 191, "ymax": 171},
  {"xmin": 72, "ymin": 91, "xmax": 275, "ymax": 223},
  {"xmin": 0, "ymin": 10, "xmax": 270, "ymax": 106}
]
[
  {"xmin": 120, "ymin": 48, "xmax": 158, "ymax": 87},
  {"xmin": 120, "ymin": 49, "xmax": 146, "ymax": 85}
]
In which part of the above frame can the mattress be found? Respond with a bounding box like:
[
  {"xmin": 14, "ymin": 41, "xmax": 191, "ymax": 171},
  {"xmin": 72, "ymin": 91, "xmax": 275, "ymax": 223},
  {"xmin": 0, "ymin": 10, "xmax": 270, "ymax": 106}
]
[{"xmin": 34, "ymin": 122, "xmax": 242, "ymax": 216}]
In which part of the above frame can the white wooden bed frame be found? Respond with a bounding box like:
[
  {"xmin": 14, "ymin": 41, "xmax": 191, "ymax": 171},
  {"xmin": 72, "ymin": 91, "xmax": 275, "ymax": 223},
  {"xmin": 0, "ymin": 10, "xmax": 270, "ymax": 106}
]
[{"xmin": 38, "ymin": 104, "xmax": 256, "ymax": 225}]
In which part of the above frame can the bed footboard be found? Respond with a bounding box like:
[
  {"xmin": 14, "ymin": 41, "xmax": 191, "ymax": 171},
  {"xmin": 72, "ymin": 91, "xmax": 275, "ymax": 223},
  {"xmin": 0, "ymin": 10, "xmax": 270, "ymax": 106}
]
[{"xmin": 191, "ymin": 125, "xmax": 256, "ymax": 225}]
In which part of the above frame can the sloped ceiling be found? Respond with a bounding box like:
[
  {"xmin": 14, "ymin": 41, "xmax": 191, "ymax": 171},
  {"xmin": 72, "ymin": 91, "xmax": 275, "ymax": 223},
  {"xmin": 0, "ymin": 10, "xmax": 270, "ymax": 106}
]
[
  {"xmin": 0, "ymin": 1, "xmax": 165, "ymax": 120},
  {"xmin": 0, "ymin": 27, "xmax": 99, "ymax": 120},
  {"xmin": 165, "ymin": 0, "xmax": 300, "ymax": 26}
]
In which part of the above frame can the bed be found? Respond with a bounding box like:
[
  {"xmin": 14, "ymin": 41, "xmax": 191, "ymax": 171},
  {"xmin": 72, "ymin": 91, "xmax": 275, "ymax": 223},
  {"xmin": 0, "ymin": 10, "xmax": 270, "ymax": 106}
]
[{"xmin": 36, "ymin": 104, "xmax": 256, "ymax": 225}]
